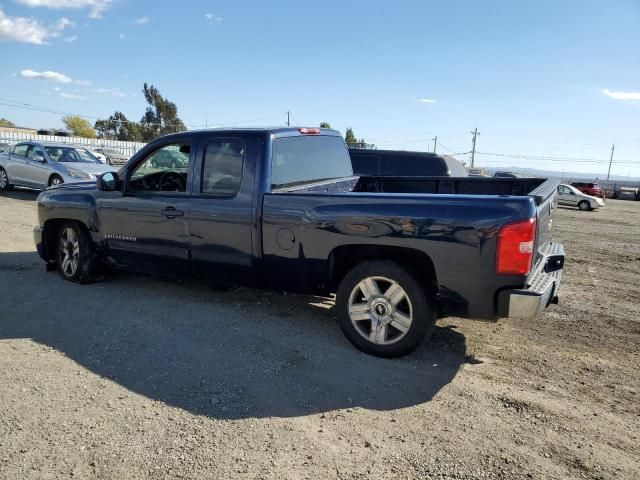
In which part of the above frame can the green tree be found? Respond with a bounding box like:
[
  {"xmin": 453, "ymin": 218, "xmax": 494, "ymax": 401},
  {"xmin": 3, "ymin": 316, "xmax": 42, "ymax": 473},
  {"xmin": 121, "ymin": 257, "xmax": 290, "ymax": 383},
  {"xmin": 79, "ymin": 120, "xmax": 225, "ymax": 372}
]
[
  {"xmin": 0, "ymin": 118, "xmax": 16, "ymax": 128},
  {"xmin": 95, "ymin": 112, "xmax": 142, "ymax": 141},
  {"xmin": 139, "ymin": 83, "xmax": 186, "ymax": 141},
  {"xmin": 319, "ymin": 122, "xmax": 332, "ymax": 129},
  {"xmin": 62, "ymin": 115, "xmax": 96, "ymax": 138},
  {"xmin": 344, "ymin": 127, "xmax": 357, "ymax": 145}
]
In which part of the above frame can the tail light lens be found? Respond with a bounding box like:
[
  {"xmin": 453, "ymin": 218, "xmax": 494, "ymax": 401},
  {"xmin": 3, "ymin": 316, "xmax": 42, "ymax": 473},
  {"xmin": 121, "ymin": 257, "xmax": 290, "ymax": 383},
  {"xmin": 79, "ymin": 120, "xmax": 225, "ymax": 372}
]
[
  {"xmin": 496, "ymin": 217, "xmax": 536, "ymax": 275},
  {"xmin": 298, "ymin": 127, "xmax": 320, "ymax": 134}
]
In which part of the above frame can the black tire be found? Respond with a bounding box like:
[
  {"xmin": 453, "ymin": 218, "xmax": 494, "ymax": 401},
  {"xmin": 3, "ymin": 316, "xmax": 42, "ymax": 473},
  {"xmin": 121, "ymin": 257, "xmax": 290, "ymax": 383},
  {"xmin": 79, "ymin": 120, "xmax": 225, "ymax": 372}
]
[
  {"xmin": 56, "ymin": 222, "xmax": 103, "ymax": 284},
  {"xmin": 578, "ymin": 200, "xmax": 591, "ymax": 211},
  {"xmin": 336, "ymin": 260, "xmax": 436, "ymax": 358},
  {"xmin": 49, "ymin": 175, "xmax": 64, "ymax": 187},
  {"xmin": 0, "ymin": 167, "xmax": 13, "ymax": 191}
]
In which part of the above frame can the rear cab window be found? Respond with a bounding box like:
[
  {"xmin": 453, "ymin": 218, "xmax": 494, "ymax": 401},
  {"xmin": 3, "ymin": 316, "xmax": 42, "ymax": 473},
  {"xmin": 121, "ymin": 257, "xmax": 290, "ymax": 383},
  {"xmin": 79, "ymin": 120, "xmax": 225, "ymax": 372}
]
[
  {"xmin": 271, "ymin": 135, "xmax": 352, "ymax": 189},
  {"xmin": 201, "ymin": 138, "xmax": 245, "ymax": 197}
]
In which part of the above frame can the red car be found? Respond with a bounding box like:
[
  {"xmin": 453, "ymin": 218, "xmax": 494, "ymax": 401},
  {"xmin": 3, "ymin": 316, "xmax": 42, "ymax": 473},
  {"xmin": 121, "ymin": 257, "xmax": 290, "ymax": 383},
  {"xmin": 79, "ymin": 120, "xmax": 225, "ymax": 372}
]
[{"xmin": 571, "ymin": 182, "xmax": 604, "ymax": 198}]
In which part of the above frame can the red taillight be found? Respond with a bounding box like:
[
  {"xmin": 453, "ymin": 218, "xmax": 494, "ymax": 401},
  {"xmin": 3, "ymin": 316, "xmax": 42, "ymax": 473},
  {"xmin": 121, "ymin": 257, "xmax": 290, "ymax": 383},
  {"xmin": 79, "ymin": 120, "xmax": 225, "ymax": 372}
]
[
  {"xmin": 496, "ymin": 217, "xmax": 536, "ymax": 275},
  {"xmin": 298, "ymin": 127, "xmax": 320, "ymax": 134}
]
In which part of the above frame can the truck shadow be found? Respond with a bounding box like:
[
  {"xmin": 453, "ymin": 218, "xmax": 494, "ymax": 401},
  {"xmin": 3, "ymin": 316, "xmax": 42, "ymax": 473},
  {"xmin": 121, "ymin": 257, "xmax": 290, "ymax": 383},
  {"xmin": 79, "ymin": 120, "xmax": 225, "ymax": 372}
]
[{"xmin": 0, "ymin": 251, "xmax": 467, "ymax": 420}]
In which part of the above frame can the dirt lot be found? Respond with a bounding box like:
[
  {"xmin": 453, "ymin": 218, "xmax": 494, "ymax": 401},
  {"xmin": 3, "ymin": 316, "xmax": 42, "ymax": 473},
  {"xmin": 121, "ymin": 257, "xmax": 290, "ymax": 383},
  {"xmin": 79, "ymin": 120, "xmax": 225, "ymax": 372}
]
[{"xmin": 0, "ymin": 190, "xmax": 638, "ymax": 480}]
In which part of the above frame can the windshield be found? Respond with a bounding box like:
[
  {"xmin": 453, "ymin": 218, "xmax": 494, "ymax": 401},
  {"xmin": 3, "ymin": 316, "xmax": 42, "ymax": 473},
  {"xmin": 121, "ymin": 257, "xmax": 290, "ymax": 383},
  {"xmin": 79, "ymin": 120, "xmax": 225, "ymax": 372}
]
[
  {"xmin": 45, "ymin": 146, "xmax": 101, "ymax": 164},
  {"xmin": 271, "ymin": 135, "xmax": 353, "ymax": 189}
]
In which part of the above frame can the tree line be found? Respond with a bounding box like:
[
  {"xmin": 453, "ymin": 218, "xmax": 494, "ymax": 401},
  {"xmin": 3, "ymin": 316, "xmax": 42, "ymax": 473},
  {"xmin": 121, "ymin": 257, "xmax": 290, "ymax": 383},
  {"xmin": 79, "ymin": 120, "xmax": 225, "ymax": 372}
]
[{"xmin": 4, "ymin": 85, "xmax": 369, "ymax": 146}]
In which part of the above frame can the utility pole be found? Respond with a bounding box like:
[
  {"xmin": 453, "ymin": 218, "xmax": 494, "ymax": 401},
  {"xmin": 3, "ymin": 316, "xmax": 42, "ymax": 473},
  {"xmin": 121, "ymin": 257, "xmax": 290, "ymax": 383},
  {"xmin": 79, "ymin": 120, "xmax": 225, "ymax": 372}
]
[
  {"xmin": 606, "ymin": 144, "xmax": 615, "ymax": 180},
  {"xmin": 287, "ymin": 111, "xmax": 290, "ymax": 127},
  {"xmin": 470, "ymin": 127, "xmax": 479, "ymax": 168},
  {"xmin": 432, "ymin": 136, "xmax": 437, "ymax": 153}
]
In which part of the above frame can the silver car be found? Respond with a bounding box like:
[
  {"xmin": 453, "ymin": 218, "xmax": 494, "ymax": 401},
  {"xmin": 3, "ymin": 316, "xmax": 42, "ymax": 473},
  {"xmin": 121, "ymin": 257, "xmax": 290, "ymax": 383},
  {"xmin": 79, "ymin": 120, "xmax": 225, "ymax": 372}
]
[
  {"xmin": 557, "ymin": 183, "xmax": 605, "ymax": 211},
  {"xmin": 0, "ymin": 141, "xmax": 116, "ymax": 191},
  {"xmin": 94, "ymin": 147, "xmax": 129, "ymax": 166}
]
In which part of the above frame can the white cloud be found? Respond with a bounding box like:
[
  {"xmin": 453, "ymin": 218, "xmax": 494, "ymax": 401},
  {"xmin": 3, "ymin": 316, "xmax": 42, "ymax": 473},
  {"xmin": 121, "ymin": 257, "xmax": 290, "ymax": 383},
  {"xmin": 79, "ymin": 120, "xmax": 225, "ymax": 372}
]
[
  {"xmin": 0, "ymin": 9, "xmax": 73, "ymax": 44},
  {"xmin": 52, "ymin": 86, "xmax": 61, "ymax": 91},
  {"xmin": 62, "ymin": 34, "xmax": 77, "ymax": 42},
  {"xmin": 204, "ymin": 13, "xmax": 222, "ymax": 24},
  {"xmin": 94, "ymin": 87, "xmax": 126, "ymax": 97},
  {"xmin": 15, "ymin": 0, "xmax": 112, "ymax": 19},
  {"xmin": 602, "ymin": 89, "xmax": 640, "ymax": 101},
  {"xmin": 20, "ymin": 69, "xmax": 73, "ymax": 83},
  {"xmin": 59, "ymin": 91, "xmax": 86, "ymax": 100},
  {"xmin": 418, "ymin": 98, "xmax": 437, "ymax": 104},
  {"xmin": 75, "ymin": 79, "xmax": 91, "ymax": 86},
  {"xmin": 119, "ymin": 33, "xmax": 124, "ymax": 39},
  {"xmin": 134, "ymin": 16, "xmax": 149, "ymax": 25}
]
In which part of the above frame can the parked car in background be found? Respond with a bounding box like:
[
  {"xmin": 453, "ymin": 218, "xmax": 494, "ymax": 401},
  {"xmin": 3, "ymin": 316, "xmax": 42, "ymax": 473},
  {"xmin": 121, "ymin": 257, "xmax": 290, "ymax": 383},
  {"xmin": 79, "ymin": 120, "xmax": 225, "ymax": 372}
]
[
  {"xmin": 616, "ymin": 186, "xmax": 639, "ymax": 201},
  {"xmin": 0, "ymin": 143, "xmax": 12, "ymax": 153},
  {"xmin": 494, "ymin": 171, "xmax": 523, "ymax": 178},
  {"xmin": 81, "ymin": 146, "xmax": 107, "ymax": 164},
  {"xmin": 95, "ymin": 147, "xmax": 129, "ymax": 166},
  {"xmin": 557, "ymin": 184, "xmax": 605, "ymax": 211},
  {"xmin": 0, "ymin": 141, "xmax": 116, "ymax": 190},
  {"xmin": 149, "ymin": 148, "xmax": 188, "ymax": 169},
  {"xmin": 467, "ymin": 167, "xmax": 488, "ymax": 177},
  {"xmin": 349, "ymin": 149, "xmax": 468, "ymax": 177},
  {"xmin": 33, "ymin": 127, "xmax": 564, "ymax": 358},
  {"xmin": 571, "ymin": 182, "xmax": 604, "ymax": 198}
]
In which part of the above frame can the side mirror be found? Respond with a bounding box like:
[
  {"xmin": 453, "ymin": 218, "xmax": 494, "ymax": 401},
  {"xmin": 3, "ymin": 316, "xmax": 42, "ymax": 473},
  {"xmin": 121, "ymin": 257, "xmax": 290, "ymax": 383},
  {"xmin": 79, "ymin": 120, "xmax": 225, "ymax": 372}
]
[{"xmin": 97, "ymin": 171, "xmax": 120, "ymax": 192}]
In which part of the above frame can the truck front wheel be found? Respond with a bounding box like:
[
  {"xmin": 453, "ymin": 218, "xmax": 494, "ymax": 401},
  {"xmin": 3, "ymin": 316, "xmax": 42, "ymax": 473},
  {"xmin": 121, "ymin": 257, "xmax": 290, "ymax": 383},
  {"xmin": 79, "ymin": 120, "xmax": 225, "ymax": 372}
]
[
  {"xmin": 56, "ymin": 222, "xmax": 103, "ymax": 284},
  {"xmin": 336, "ymin": 260, "xmax": 436, "ymax": 357}
]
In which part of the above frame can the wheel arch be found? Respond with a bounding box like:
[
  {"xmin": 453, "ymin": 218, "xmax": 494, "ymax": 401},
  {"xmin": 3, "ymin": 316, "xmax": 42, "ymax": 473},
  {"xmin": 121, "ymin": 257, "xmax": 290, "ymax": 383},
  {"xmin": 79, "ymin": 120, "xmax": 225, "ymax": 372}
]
[
  {"xmin": 328, "ymin": 244, "xmax": 438, "ymax": 294},
  {"xmin": 48, "ymin": 173, "xmax": 64, "ymax": 186},
  {"xmin": 42, "ymin": 218, "xmax": 92, "ymax": 262}
]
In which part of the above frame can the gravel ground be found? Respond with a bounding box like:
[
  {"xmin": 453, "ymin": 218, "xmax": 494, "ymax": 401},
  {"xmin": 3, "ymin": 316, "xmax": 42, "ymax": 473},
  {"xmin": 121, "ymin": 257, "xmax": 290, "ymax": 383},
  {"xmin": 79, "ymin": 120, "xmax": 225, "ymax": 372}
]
[{"xmin": 0, "ymin": 190, "xmax": 638, "ymax": 480}]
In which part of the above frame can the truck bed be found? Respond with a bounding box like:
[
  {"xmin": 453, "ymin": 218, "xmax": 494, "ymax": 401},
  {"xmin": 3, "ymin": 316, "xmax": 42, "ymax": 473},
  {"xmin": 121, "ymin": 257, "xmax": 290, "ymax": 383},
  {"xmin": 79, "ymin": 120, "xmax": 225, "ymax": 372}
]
[{"xmin": 353, "ymin": 176, "xmax": 558, "ymax": 205}]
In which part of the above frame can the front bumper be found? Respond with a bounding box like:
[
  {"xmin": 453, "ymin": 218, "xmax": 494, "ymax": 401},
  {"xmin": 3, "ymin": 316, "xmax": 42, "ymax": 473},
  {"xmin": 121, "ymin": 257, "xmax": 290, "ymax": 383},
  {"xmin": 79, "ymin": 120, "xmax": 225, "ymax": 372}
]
[{"xmin": 497, "ymin": 242, "xmax": 565, "ymax": 319}]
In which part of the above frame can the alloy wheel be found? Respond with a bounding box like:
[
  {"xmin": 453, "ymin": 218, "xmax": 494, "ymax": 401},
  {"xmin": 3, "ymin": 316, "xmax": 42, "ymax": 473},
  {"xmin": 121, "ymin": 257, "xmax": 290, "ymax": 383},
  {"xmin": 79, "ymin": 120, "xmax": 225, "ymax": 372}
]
[
  {"xmin": 348, "ymin": 276, "xmax": 413, "ymax": 345},
  {"xmin": 59, "ymin": 227, "xmax": 80, "ymax": 277}
]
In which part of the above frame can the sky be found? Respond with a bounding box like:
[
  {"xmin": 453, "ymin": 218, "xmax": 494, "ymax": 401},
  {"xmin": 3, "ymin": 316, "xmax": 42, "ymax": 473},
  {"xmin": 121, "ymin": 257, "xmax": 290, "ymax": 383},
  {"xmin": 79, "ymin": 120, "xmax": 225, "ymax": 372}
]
[{"xmin": 1, "ymin": 0, "xmax": 639, "ymax": 178}]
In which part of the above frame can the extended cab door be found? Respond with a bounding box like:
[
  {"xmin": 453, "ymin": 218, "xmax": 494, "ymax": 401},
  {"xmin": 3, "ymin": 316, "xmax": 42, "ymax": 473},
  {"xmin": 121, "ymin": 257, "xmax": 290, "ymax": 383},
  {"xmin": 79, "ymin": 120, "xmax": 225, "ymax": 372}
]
[
  {"xmin": 189, "ymin": 133, "xmax": 259, "ymax": 286},
  {"xmin": 97, "ymin": 138, "xmax": 193, "ymax": 276}
]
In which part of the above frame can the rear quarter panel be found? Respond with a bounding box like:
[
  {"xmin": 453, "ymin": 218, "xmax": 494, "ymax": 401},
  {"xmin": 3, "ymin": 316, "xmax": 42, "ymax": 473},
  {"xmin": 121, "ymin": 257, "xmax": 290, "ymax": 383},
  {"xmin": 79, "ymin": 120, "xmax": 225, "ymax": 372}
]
[{"xmin": 262, "ymin": 192, "xmax": 537, "ymax": 318}]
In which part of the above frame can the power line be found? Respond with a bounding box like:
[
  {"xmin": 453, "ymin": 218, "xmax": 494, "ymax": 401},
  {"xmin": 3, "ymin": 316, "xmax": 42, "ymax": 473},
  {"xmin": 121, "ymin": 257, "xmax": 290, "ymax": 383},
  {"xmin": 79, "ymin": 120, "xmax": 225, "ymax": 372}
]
[
  {"xmin": 476, "ymin": 151, "xmax": 640, "ymax": 165},
  {"xmin": 0, "ymin": 96, "xmax": 288, "ymax": 130}
]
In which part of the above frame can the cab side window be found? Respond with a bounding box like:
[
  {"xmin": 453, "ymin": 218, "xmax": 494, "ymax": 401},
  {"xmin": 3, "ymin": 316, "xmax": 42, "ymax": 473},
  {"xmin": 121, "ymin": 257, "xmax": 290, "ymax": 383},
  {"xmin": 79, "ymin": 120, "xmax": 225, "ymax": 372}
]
[
  {"xmin": 558, "ymin": 186, "xmax": 571, "ymax": 195},
  {"xmin": 28, "ymin": 146, "xmax": 47, "ymax": 161},
  {"xmin": 201, "ymin": 138, "xmax": 244, "ymax": 197},
  {"xmin": 12, "ymin": 144, "xmax": 28, "ymax": 157},
  {"xmin": 129, "ymin": 143, "xmax": 190, "ymax": 193}
]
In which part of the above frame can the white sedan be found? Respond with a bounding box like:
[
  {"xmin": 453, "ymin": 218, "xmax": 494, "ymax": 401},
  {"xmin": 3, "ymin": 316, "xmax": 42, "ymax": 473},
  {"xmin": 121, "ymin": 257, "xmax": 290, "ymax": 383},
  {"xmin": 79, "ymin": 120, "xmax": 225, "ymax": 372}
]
[{"xmin": 557, "ymin": 184, "xmax": 605, "ymax": 211}]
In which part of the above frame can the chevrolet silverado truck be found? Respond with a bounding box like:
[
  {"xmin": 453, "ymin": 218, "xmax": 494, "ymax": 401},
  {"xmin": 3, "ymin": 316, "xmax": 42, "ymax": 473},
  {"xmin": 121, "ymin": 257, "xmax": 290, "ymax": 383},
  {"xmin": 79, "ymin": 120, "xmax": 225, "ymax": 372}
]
[{"xmin": 33, "ymin": 127, "xmax": 565, "ymax": 357}]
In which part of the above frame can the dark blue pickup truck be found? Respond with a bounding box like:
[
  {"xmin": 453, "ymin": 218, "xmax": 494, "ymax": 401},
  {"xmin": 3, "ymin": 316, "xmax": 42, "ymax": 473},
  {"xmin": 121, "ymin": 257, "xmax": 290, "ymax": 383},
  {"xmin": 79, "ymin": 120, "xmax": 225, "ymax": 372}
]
[{"xmin": 33, "ymin": 127, "xmax": 564, "ymax": 357}]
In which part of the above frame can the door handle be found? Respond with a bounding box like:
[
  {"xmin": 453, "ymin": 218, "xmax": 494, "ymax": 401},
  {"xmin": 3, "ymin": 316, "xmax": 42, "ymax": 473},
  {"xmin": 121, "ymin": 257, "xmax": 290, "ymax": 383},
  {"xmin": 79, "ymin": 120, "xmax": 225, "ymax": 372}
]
[{"xmin": 161, "ymin": 207, "xmax": 184, "ymax": 219}]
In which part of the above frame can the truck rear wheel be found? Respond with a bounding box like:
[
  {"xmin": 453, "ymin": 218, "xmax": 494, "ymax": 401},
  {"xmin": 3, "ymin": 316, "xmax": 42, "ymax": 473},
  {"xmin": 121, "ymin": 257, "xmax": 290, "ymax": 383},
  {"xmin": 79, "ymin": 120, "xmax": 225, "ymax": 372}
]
[
  {"xmin": 336, "ymin": 260, "xmax": 436, "ymax": 357},
  {"xmin": 56, "ymin": 222, "xmax": 103, "ymax": 284}
]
